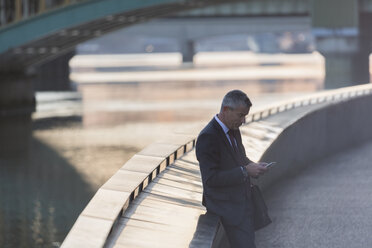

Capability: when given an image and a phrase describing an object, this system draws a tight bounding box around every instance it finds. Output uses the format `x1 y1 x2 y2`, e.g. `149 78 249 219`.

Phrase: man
196 90 267 248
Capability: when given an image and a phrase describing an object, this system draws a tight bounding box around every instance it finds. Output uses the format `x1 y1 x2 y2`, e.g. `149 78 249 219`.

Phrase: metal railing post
15 0 22 21
23 0 29 18
38 0 45 13
0 0 5 26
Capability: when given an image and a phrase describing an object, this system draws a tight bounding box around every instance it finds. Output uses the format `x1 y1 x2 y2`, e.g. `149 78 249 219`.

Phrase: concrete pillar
33 50 75 91
0 72 36 115
0 72 35 157
179 39 195 63
320 51 369 89
358 12 372 81
311 0 370 89
315 33 370 88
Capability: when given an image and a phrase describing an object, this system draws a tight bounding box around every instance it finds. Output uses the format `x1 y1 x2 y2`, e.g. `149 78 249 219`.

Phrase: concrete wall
258 94 372 190
213 93 372 248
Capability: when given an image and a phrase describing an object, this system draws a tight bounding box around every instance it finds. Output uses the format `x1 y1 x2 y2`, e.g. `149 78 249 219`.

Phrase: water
0 52 324 247
0 138 93 247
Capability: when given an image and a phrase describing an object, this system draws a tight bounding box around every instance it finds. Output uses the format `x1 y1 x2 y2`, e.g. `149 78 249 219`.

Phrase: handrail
0 0 85 27
246 84 372 123
61 83 372 247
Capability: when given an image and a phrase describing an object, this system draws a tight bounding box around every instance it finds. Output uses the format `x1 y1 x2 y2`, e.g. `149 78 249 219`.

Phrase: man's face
224 105 250 130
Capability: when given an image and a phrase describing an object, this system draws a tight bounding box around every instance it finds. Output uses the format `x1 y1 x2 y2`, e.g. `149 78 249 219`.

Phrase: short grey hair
220 90 252 111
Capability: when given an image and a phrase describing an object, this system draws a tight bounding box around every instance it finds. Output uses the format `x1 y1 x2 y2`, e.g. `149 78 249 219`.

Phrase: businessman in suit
196 90 267 248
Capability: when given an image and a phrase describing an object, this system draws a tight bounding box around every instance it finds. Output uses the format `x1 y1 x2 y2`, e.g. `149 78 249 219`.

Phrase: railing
0 0 84 27
247 83 372 123
61 83 372 247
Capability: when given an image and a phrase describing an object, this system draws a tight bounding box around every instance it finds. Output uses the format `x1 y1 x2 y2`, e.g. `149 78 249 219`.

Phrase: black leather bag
251 184 272 230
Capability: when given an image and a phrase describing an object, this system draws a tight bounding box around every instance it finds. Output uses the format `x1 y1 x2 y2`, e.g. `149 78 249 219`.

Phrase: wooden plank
126 191 203 211
175 145 186 159
61 215 112 248
137 142 180 158
121 154 166 174
114 221 191 248
123 197 205 222
168 153 176 165
144 177 203 203
167 164 201 180
165 167 201 183
156 133 195 146
185 141 195 152
158 169 202 184
81 188 130 221
173 155 200 170
102 170 148 193
155 173 203 193
114 216 204 248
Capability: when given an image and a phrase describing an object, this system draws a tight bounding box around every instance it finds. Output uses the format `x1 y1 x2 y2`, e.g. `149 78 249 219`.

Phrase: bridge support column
0 72 35 157
179 39 195 63
0 72 35 115
312 0 370 89
33 50 75 91
316 37 370 89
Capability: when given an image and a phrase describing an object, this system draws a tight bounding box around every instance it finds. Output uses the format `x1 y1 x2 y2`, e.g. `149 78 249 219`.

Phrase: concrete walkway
256 141 372 248
100 92 372 247
104 101 335 247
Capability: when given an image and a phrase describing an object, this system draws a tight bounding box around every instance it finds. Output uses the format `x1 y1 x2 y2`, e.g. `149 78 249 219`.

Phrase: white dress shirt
214 114 235 146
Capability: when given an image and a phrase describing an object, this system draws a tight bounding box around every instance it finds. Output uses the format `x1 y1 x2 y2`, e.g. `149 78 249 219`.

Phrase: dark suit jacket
196 117 252 226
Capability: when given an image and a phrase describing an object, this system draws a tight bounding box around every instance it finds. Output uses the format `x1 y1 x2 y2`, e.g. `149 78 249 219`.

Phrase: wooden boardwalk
61 84 372 248
106 151 211 248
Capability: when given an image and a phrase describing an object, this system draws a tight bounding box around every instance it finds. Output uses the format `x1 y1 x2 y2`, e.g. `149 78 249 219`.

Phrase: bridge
2 0 372 117
60 84 372 247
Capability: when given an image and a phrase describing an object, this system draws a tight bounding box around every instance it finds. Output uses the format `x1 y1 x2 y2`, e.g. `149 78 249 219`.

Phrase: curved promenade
256 140 372 248
62 84 372 247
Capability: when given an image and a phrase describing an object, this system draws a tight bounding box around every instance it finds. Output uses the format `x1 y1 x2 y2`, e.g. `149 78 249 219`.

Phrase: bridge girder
0 0 260 72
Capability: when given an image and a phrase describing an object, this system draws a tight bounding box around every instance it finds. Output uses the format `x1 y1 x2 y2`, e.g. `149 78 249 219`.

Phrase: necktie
227 130 238 153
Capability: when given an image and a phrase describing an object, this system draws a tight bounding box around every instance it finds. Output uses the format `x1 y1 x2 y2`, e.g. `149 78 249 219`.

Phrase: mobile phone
265 162 276 168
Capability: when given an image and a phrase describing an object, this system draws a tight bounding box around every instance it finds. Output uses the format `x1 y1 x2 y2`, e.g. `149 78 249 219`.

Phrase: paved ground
256 141 372 248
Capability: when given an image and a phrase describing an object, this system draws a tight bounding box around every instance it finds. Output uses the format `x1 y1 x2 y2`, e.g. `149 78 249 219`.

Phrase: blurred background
0 0 370 247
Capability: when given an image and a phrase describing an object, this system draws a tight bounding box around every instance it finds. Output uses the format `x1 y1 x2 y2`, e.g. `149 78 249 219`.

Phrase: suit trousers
220 202 256 248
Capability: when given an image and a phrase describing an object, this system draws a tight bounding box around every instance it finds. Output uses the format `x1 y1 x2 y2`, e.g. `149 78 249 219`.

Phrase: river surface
0 52 324 247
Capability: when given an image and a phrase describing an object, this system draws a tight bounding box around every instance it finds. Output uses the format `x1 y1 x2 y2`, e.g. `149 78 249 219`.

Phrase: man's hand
245 162 268 178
